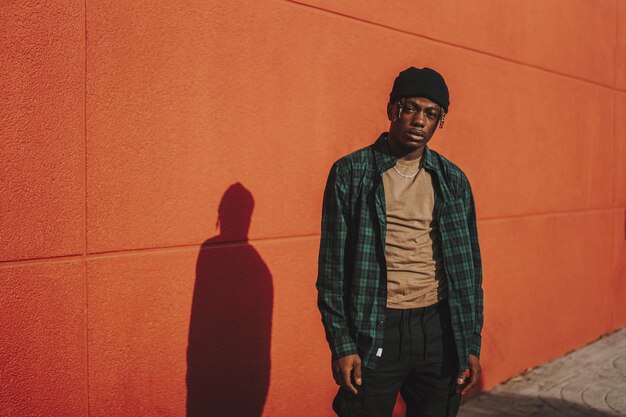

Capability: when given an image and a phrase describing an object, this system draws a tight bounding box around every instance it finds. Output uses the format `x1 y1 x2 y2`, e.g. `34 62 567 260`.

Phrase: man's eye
403 107 417 113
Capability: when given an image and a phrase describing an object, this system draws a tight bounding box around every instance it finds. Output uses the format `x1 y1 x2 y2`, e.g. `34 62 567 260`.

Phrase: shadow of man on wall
187 183 273 417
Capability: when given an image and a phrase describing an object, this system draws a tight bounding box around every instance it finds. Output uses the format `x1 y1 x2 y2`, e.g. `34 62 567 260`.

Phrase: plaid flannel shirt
316 133 483 371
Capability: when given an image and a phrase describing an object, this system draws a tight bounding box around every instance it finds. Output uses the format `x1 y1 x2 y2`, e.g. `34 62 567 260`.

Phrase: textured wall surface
1 0 625 416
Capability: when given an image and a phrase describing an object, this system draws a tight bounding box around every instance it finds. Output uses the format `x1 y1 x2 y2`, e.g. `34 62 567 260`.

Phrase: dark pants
333 298 461 417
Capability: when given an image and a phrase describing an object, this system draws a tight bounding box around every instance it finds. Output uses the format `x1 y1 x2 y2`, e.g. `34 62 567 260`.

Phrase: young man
316 67 483 417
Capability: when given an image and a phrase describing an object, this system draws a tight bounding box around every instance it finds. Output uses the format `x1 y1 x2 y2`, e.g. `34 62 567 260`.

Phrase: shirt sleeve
464 181 484 358
315 162 358 360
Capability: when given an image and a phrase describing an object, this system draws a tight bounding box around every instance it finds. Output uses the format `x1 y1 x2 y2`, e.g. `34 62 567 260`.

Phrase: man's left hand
456 354 481 395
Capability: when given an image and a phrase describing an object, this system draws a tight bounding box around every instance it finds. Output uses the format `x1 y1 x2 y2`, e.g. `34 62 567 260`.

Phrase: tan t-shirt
383 156 447 309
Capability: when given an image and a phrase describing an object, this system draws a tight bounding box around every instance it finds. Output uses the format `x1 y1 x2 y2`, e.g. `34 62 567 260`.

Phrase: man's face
386 96 442 151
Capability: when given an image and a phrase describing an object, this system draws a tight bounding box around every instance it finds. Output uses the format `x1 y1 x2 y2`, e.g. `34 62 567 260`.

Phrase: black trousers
333 298 461 417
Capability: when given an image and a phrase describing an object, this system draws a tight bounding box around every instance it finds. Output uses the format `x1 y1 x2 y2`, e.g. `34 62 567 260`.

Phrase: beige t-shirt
383 156 448 309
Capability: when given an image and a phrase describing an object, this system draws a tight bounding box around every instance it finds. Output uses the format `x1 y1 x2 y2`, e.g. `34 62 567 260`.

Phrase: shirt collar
373 132 438 174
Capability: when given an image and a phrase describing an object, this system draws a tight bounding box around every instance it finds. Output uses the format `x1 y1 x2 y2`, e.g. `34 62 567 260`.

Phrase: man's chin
387 134 429 152
402 138 426 148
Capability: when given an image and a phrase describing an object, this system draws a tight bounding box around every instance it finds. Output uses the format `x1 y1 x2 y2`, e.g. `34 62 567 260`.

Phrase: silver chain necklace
393 163 422 179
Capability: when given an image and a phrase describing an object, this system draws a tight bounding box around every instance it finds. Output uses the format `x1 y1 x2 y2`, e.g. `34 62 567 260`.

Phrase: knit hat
389 67 450 112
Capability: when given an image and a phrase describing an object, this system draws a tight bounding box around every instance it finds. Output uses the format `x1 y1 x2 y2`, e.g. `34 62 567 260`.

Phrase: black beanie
389 67 450 112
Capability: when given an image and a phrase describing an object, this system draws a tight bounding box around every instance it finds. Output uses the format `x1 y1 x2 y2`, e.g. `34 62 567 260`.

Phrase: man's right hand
332 354 362 394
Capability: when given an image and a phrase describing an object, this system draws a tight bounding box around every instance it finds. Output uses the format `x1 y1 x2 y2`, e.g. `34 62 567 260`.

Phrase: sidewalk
459 327 626 417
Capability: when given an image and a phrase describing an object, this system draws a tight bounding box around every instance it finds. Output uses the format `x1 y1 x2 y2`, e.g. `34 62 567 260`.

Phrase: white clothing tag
376 348 383 357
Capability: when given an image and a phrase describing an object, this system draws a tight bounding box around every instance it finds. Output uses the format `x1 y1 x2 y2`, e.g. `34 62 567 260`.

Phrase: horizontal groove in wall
1 206 624 267
282 0 625 93
479 206 625 223
0 253 85 267
85 233 324 260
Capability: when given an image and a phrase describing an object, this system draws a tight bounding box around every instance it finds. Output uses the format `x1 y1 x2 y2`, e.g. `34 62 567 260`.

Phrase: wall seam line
611 0 618 207
281 0 625 93
479 207 625 222
615 0 619 90
610 0 618 329
0 206 624 266
613 90 617 208
83 0 90 414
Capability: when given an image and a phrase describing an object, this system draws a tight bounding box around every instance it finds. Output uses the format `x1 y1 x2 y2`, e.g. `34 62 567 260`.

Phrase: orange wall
1 1 625 416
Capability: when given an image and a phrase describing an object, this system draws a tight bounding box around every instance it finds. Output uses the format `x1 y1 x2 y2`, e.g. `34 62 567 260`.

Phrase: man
316 67 483 417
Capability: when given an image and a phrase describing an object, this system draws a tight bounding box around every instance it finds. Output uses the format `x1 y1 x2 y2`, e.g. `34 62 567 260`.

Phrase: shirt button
377 320 384 327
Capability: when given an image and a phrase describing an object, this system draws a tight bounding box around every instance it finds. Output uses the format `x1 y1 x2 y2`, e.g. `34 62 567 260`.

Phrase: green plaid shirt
316 133 483 371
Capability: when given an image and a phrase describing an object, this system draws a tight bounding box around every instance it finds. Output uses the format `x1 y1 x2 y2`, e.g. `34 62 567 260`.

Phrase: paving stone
459 327 626 417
